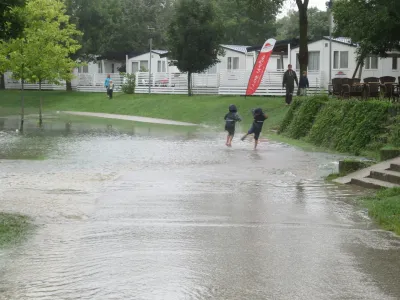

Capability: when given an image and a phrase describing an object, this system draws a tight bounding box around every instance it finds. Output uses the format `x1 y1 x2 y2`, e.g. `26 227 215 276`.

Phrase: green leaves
280 97 395 155
333 0 400 56
167 0 225 94
5 0 82 84
276 8 329 40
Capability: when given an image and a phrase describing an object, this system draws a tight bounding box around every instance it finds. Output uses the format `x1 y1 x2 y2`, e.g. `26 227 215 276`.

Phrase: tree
215 0 281 45
332 0 400 59
276 8 329 40
6 0 82 127
167 0 224 96
0 0 26 89
295 0 309 77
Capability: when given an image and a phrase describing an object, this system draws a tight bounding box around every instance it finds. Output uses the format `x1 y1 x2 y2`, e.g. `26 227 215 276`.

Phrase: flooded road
0 116 400 300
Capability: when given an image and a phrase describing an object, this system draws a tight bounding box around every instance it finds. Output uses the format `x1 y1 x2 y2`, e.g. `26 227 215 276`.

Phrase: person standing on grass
241 108 268 150
282 64 298 105
107 80 115 99
299 71 309 96
104 74 111 97
224 104 242 147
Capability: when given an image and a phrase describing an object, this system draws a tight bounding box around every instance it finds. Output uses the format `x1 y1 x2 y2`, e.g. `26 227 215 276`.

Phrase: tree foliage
215 0 281 45
332 0 400 57
276 8 329 40
167 0 224 96
5 0 82 125
0 0 26 41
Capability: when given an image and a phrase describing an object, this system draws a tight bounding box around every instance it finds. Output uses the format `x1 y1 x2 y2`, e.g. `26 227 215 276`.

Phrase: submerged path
61 111 198 126
0 124 400 300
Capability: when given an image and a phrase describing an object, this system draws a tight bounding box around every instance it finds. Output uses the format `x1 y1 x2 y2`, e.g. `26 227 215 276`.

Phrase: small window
132 62 139 73
392 57 398 70
228 57 239 70
333 51 349 69
295 51 320 71
111 63 115 73
140 60 149 71
98 62 103 73
277 57 284 71
157 60 167 72
365 56 378 69
83 65 88 73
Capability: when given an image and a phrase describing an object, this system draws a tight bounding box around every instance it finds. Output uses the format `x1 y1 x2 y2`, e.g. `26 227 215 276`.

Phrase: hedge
279 97 397 155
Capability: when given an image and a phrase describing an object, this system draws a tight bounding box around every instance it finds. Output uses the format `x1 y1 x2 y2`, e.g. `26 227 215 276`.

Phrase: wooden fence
4 70 325 96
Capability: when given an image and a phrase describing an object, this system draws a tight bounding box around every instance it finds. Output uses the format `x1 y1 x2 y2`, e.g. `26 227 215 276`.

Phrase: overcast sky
278 0 328 18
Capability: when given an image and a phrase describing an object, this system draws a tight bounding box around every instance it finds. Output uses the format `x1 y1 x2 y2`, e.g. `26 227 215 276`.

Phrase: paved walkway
61 111 198 126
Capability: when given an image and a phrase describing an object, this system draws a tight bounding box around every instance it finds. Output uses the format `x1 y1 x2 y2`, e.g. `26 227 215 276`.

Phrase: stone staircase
334 158 400 189
350 163 400 189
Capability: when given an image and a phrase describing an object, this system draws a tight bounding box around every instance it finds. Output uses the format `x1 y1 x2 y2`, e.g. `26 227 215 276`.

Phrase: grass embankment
362 188 400 235
278 96 400 160
0 213 32 248
0 90 289 130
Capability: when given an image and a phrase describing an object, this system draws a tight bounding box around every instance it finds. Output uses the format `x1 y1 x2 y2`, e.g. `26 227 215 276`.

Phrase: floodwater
0 115 400 300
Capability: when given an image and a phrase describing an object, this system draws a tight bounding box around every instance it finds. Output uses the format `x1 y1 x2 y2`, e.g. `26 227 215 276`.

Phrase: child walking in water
224 104 241 147
241 108 268 149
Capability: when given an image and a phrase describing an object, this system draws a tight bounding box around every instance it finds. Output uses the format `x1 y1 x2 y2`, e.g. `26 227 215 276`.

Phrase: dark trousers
285 86 294 104
107 89 113 99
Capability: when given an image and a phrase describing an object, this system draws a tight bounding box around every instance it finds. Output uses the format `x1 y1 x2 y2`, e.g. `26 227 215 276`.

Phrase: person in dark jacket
224 104 242 147
282 64 298 105
241 108 268 150
299 71 309 96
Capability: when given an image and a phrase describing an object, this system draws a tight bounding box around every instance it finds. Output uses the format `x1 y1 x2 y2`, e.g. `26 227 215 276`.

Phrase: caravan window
228 57 239 70
140 60 149 71
295 52 320 71
132 62 139 73
157 60 167 72
277 57 284 71
393 57 398 70
333 51 349 69
365 56 378 69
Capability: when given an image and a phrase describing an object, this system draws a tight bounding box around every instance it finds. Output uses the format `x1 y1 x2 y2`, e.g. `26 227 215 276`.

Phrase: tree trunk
352 62 360 79
20 79 24 133
39 81 43 127
297 1 309 77
187 72 192 96
0 73 5 90
66 80 73 92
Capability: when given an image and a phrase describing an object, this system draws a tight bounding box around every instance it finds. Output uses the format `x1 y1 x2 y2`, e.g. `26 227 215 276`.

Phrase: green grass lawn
0 90 289 130
362 188 400 236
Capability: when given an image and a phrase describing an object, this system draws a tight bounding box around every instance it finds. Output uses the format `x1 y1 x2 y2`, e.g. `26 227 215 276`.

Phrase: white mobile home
76 59 123 74
290 37 400 89
126 50 179 74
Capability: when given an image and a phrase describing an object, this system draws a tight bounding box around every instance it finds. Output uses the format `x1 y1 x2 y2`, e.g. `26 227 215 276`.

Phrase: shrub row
279 97 399 155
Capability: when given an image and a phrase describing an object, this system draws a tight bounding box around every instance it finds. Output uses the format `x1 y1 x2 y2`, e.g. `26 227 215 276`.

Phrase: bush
121 73 136 94
334 100 390 154
278 98 302 134
285 95 328 139
279 97 394 155
388 115 400 147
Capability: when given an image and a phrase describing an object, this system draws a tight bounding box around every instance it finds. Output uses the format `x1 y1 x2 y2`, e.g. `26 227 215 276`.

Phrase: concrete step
389 164 400 172
350 177 400 190
370 170 400 185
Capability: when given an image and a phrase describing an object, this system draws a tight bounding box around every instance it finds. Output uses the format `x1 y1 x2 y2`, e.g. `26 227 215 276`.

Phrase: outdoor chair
331 77 343 98
342 78 363 99
364 77 381 99
380 76 396 100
